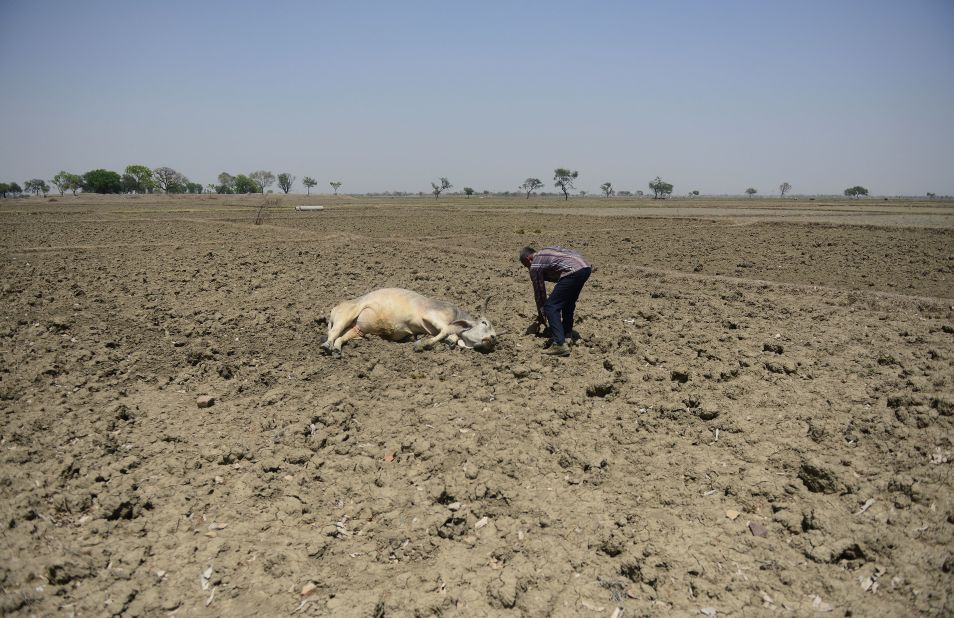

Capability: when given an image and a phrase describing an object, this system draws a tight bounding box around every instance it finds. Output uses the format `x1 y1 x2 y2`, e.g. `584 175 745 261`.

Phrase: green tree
520 178 543 199
8 181 22 195
123 165 156 193
0 183 9 197
330 181 342 195
745 187 757 197
463 187 474 197
123 165 155 193
250 170 275 193
648 176 673 199
185 182 203 194
216 172 236 194
600 182 614 197
234 174 261 194
779 182 792 197
121 173 139 193
277 173 295 194
303 177 317 195
82 169 122 193
51 171 76 196
431 177 452 199
690 190 700 197
844 185 868 198
25 179 51 196
68 174 82 195
553 168 579 200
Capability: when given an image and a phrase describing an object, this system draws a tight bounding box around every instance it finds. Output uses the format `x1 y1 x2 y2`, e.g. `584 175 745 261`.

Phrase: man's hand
525 318 550 337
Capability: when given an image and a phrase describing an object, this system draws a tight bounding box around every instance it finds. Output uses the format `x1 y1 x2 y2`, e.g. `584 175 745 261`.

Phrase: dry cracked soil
1 194 952 616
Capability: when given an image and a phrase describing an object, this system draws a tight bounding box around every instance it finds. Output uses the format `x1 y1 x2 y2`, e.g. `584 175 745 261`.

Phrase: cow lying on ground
320 288 497 357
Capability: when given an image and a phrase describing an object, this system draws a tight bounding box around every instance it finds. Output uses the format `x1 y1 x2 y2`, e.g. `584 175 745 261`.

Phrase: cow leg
322 302 361 354
413 323 455 352
321 318 351 353
331 325 363 355
331 308 377 355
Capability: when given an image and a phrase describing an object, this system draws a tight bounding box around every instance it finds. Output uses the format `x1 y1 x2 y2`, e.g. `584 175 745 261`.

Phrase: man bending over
519 245 593 357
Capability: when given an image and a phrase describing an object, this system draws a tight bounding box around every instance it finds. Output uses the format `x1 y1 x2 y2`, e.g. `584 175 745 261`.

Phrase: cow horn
482 294 493 314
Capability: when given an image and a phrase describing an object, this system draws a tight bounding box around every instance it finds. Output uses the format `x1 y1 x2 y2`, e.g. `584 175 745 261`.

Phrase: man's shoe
543 343 570 357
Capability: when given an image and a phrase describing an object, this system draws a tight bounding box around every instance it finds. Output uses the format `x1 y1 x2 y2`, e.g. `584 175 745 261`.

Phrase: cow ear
451 319 475 331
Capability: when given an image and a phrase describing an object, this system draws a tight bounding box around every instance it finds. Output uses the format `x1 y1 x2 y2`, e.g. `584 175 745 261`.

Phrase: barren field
1 194 953 616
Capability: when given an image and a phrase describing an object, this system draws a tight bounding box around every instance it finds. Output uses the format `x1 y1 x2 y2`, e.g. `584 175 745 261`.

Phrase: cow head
454 295 497 352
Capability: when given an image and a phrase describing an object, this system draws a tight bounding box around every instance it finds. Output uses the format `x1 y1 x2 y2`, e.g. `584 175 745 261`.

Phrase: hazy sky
2 0 953 195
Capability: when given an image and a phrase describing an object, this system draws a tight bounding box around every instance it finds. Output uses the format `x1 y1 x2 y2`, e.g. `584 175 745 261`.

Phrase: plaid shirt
529 247 591 317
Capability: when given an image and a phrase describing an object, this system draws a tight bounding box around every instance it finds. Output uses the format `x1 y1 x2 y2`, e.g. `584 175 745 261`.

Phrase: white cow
320 288 497 357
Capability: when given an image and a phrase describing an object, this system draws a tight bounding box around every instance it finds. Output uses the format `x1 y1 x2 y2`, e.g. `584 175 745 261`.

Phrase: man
519 245 592 357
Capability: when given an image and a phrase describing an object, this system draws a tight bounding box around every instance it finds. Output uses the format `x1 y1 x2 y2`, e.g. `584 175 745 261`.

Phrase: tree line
0 165 341 197
0 165 907 200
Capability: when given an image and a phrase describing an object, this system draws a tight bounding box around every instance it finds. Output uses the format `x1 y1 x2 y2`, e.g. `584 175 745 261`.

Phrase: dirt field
1 194 952 616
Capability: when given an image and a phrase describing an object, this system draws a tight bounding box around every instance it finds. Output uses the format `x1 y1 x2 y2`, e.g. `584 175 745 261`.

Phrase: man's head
519 246 536 268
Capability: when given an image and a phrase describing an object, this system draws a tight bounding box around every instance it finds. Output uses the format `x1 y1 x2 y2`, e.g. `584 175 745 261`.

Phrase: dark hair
519 246 536 263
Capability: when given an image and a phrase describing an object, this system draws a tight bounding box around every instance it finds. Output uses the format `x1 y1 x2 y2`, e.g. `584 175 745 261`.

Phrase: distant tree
125 165 155 193
120 173 139 193
690 190 700 197
51 171 75 196
330 181 342 195
648 176 673 199
617 190 633 196
745 187 757 197
25 179 51 196
277 173 295 194
579 190 587 197
185 182 203 194
463 187 474 197
520 178 543 199
8 181 22 196
844 185 868 198
153 167 188 193
82 169 122 193
234 174 261 194
431 177 452 199
779 182 792 197
600 182 614 198
250 170 275 193
553 168 579 201
0 183 8 197
206 184 217 194
926 192 936 198
303 176 317 195
216 172 236 194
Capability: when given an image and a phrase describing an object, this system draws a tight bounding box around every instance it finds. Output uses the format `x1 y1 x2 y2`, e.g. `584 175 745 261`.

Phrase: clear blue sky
2 0 952 195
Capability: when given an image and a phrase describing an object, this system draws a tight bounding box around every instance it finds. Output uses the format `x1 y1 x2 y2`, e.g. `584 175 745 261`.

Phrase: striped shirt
529 247 591 315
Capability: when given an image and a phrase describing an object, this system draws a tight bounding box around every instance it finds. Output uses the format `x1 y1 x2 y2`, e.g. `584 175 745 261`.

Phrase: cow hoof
331 349 342 359
413 342 426 353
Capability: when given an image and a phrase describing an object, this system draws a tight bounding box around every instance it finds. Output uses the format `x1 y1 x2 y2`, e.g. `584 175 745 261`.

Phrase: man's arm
530 268 547 322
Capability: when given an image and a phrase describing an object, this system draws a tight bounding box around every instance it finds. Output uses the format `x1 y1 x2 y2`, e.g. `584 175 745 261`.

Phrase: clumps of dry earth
0 195 952 616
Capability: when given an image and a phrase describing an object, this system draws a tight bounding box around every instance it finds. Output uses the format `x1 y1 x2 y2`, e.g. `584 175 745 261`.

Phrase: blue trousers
543 267 591 345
